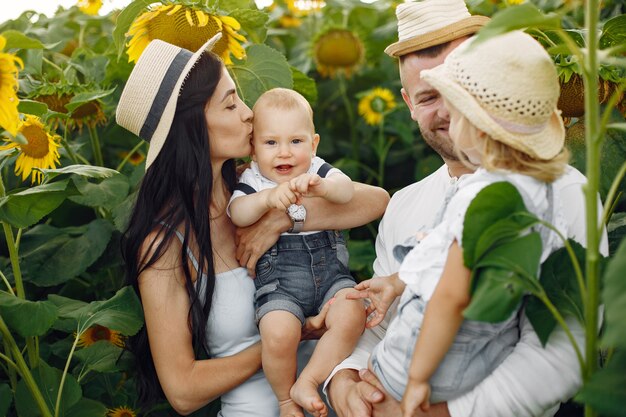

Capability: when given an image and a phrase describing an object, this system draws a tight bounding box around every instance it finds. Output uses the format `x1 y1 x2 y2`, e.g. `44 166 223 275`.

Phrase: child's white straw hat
116 33 222 170
421 31 565 160
385 0 490 57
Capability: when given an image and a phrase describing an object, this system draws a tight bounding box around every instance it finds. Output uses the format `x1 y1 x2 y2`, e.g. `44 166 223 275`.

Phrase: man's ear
312 133 320 155
400 88 416 121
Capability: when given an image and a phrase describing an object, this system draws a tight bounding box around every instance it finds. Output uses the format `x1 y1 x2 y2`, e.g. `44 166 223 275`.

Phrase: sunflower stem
377 120 385 186
88 125 104 167
61 125 79 165
2 338 18 390
116 140 145 171
338 75 359 166
55 327 81 417
0 316 53 417
582 0 601 415
0 268 15 295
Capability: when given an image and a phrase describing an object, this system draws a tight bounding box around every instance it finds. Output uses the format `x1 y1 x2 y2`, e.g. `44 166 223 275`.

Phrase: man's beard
419 118 459 162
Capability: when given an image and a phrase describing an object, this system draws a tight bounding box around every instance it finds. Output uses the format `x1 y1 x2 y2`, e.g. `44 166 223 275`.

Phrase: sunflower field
0 0 624 416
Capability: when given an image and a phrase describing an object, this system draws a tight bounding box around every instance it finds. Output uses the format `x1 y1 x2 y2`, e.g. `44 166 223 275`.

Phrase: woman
116 35 389 416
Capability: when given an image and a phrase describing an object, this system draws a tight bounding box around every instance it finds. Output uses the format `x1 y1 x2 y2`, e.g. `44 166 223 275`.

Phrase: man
323 1 605 416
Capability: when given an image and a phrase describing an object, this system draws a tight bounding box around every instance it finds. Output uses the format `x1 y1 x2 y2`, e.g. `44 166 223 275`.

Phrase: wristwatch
287 204 306 233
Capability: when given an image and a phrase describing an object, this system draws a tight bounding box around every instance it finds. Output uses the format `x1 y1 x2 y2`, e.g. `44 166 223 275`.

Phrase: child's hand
289 173 327 198
401 380 430 417
346 274 402 328
266 182 300 211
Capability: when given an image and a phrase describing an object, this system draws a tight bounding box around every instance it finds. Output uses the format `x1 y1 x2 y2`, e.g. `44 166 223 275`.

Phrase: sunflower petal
196 10 209 27
219 15 241 30
185 9 195 26
166 4 181 15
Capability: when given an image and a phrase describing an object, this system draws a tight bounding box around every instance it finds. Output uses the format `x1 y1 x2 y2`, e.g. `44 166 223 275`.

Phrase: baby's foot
290 377 328 417
278 398 304 417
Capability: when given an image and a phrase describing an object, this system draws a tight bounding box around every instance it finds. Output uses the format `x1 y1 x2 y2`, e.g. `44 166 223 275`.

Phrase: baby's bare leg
260 311 304 417
291 288 366 417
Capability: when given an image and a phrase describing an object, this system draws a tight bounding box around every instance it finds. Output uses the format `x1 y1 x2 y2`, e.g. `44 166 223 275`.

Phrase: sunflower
288 0 325 15
107 406 137 417
119 150 145 166
33 90 107 132
313 28 364 78
77 325 125 348
358 88 396 125
0 35 23 137
126 3 247 65
0 115 61 184
77 0 103 15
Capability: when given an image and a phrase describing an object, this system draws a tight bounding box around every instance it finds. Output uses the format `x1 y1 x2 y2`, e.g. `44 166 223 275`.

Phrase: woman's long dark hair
122 52 237 408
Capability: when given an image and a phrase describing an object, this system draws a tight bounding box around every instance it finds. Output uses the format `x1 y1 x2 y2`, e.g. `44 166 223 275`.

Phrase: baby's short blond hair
253 88 315 132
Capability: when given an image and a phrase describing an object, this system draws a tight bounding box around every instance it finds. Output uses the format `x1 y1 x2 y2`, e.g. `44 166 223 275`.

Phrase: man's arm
235 182 389 274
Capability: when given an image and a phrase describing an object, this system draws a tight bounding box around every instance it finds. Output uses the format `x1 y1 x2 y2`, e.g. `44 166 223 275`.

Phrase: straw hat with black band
116 33 222 170
385 0 490 57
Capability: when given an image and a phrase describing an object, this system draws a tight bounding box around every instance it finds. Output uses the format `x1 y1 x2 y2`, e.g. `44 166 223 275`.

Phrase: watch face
287 204 307 221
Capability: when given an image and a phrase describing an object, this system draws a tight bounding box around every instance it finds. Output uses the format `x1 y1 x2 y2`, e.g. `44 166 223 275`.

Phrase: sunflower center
315 30 362 67
119 412 132 417
72 102 100 119
147 8 224 56
20 125 51 158
371 97 387 113
91 325 112 342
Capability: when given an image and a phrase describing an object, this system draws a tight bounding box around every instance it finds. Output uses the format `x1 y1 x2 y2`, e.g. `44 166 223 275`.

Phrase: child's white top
228 156 341 235
398 168 567 300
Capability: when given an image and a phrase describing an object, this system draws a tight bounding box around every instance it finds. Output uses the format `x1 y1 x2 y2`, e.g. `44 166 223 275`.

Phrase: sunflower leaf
17 99 48 116
291 66 318 106
73 341 131 373
228 9 268 44
602 237 626 349
0 180 76 229
20 220 114 286
112 0 154 59
0 292 57 337
65 398 108 417
0 384 11 417
69 174 130 210
38 164 119 182
64 88 116 114
0 30 45 49
230 44 292 107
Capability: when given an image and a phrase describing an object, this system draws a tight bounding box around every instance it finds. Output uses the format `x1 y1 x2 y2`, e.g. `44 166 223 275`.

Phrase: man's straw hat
116 33 222 170
385 0 490 57
421 31 565 160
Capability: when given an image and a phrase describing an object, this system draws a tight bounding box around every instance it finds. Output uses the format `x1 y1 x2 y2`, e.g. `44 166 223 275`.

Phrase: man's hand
328 369 383 417
235 209 289 276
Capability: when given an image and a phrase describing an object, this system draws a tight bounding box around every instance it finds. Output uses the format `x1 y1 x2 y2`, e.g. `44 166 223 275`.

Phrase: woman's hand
301 297 334 340
347 274 405 328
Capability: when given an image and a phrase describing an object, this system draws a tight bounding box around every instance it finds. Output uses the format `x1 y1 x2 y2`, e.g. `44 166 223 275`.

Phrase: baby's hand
346 275 401 328
401 380 431 417
289 173 327 198
266 182 299 211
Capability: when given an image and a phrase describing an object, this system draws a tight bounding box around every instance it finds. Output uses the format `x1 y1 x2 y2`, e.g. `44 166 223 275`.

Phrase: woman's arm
138 236 262 415
236 182 389 275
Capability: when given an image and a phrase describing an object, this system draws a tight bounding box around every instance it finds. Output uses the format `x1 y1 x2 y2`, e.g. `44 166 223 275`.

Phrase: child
348 31 569 417
228 88 366 417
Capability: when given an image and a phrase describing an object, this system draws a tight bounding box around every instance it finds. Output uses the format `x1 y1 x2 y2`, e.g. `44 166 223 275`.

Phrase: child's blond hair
453 113 569 183
253 88 315 132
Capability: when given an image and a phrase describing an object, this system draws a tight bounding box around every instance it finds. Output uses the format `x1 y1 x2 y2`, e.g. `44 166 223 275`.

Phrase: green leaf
21 220 114 287
69 175 130 210
464 233 542 323
112 189 137 232
113 0 153 58
526 241 586 346
74 341 128 373
15 361 81 417
0 292 57 337
291 66 318 106
65 398 108 417
230 44 293 107
51 287 144 335
17 99 48 116
472 4 561 48
607 123 626 132
0 180 75 229
0 30 45 49
576 351 626 416
462 182 527 267
39 164 119 182
600 14 626 50
65 88 116 113
602 237 626 349
229 9 268 44
347 239 376 277
0 384 12 417
219 0 251 10
473 212 540 265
